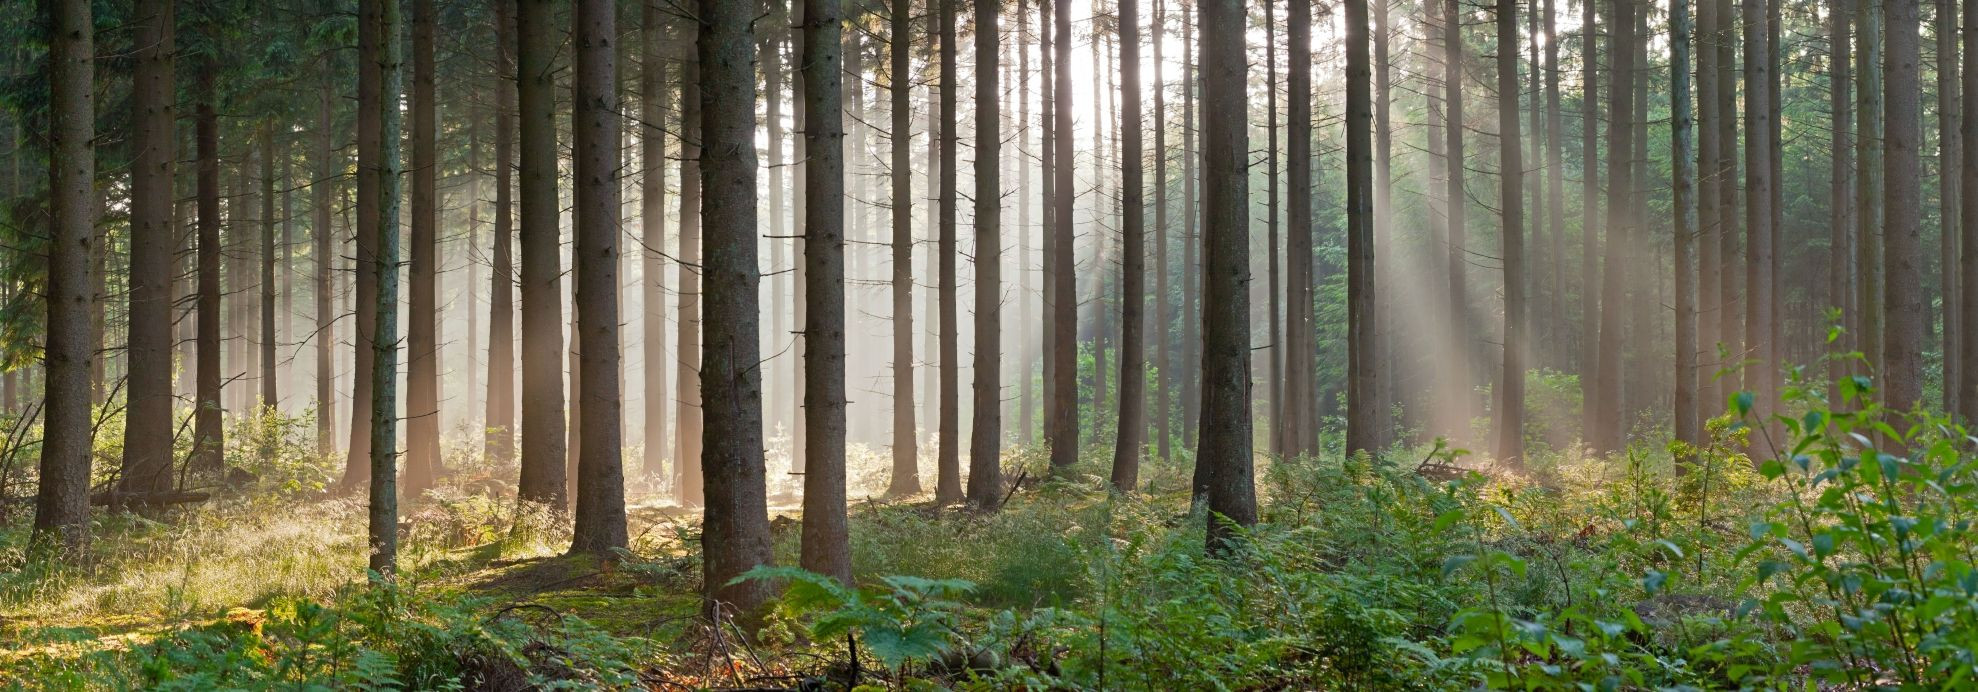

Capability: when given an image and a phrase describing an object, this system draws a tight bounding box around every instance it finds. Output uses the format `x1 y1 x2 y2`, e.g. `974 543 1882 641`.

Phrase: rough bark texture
1886 0 1924 412
698 0 774 621
969 0 1004 507
406 0 440 495
569 0 627 554
1673 0 1700 456
1489 0 1522 465
935 0 963 502
1744 0 1780 435
1285 0 1317 458
1112 0 1146 492
516 0 567 506
120 0 176 497
1960 0 1978 422
801 0 852 582
487 0 517 466
887 0 920 498
367 0 404 576
676 55 705 508
1941 0 1961 413
260 127 278 413
195 64 226 477
1198 0 1256 551
37 0 96 556
1048 0 1078 473
640 2 669 481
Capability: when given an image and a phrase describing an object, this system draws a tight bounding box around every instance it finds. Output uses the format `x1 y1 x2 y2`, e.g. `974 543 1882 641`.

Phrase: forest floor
3 403 1973 688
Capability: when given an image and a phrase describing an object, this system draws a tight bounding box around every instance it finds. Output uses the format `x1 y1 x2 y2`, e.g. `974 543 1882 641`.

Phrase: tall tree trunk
1490 0 1524 465
1829 1 1853 406
344 0 380 490
1958 0 1978 423
1941 0 1960 413
1152 0 1170 461
1374 0 1395 448
1446 0 1472 436
641 3 670 482
487 0 517 466
260 125 278 416
1673 0 1700 456
934 0 964 502
677 56 705 506
1544 0 1565 376
1743 0 1779 439
1860 0 1885 384
1113 0 1146 491
1040 0 1057 453
120 0 176 496
1179 1 1200 452
969 0 1005 506
1592 0 1634 454
699 0 774 621
1265 0 1283 454
887 0 920 497
1885 0 1924 413
1198 0 1255 550
195 64 226 476
36 0 95 555
366 0 405 576
316 59 338 457
1049 0 1079 473
1698 0 1723 418
1578 0 1600 436
800 0 852 580
517 0 567 506
1286 0 1316 458
1018 0 1035 447
1716 0 1740 384
570 0 627 553
406 0 440 495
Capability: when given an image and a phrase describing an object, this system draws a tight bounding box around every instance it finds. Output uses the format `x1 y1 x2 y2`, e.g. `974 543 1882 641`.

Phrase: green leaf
1731 391 1755 417
1442 554 1477 578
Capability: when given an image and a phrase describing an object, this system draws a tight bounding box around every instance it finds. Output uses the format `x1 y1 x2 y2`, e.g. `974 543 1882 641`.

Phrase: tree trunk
1040 0 1057 453
517 0 567 506
699 0 774 622
316 58 338 457
677 54 705 507
406 0 440 495
1180 2 1200 453
1113 0 1146 491
260 125 278 416
641 2 669 482
1152 0 1170 461
1578 0 1600 438
887 0 920 497
934 0 963 502
1049 0 1079 473
1592 0 1633 455
1698 0 1723 419
1828 1 1853 407
1265 0 1283 457
487 0 517 467
1958 0 1978 423
120 0 176 497
1283 0 1315 459
1490 0 1523 465
1446 0 1472 436
1885 0 1924 413
1860 0 1884 385
1941 0 1960 413
1743 0 1779 439
569 0 627 553
366 0 405 576
1198 0 1255 551
36 0 95 556
969 0 1005 506
344 0 380 490
1544 0 1565 376
800 0 852 581
195 64 226 477
1716 0 1740 386
1673 0 1700 457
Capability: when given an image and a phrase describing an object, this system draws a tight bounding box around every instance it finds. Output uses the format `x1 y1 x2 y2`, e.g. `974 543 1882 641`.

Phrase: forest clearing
6 0 1978 687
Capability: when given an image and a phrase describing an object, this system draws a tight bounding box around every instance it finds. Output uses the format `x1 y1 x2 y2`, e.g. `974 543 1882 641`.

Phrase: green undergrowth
9 377 1978 687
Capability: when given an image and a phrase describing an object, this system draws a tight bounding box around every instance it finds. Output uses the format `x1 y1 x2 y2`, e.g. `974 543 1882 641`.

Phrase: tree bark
1285 0 1316 458
406 0 440 495
1743 0 1779 437
517 0 567 506
195 64 226 477
1490 0 1523 465
1113 0 1146 491
316 56 339 458
888 0 921 498
699 0 775 621
969 0 1005 506
1049 0 1079 473
37 0 96 556
366 0 405 576
569 0 627 553
1198 0 1255 551
800 0 852 582
1958 0 1978 423
488 0 517 467
1860 0 1885 385
121 0 176 497
1940 0 1960 413
676 54 705 507
641 2 669 482
1885 0 1924 413
1592 0 1634 455
1830 0 1854 407
344 0 379 490
1152 0 1171 461
935 0 963 502
260 125 278 415
1673 0 1700 457
1446 0 1472 436
1578 0 1600 437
